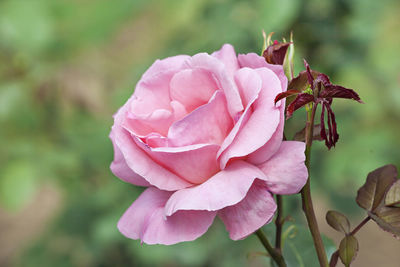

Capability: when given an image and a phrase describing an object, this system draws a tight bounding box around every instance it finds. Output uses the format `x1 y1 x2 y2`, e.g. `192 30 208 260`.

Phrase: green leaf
326 210 351 234
385 180 400 207
369 206 400 238
338 235 359 267
356 164 397 212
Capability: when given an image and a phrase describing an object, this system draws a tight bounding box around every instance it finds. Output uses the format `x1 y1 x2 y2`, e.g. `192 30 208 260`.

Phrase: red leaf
274 89 301 105
286 93 314 118
320 85 364 103
303 59 314 88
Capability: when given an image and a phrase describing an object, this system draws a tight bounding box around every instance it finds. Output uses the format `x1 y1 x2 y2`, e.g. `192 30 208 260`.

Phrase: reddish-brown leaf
286 93 314 119
320 85 364 103
356 165 398 212
274 89 301 105
293 124 324 142
326 210 351 234
385 180 400 207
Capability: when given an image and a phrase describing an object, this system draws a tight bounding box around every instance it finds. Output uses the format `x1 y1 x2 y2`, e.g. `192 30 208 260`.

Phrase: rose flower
110 44 308 245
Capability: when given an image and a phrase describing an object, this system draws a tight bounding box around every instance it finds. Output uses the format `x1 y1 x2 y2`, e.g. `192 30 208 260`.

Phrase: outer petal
218 68 282 169
238 53 288 90
134 139 220 185
118 187 216 245
218 179 277 240
141 55 191 81
257 141 308 194
185 53 244 118
211 44 240 77
164 160 267 216
168 91 233 147
113 124 193 190
110 131 150 187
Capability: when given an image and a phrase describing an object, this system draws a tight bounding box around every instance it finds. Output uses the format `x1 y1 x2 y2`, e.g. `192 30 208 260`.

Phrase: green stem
275 195 284 252
255 229 287 267
301 104 329 267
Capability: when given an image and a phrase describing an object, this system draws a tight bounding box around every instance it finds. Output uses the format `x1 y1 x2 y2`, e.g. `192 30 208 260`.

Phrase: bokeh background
1 0 399 266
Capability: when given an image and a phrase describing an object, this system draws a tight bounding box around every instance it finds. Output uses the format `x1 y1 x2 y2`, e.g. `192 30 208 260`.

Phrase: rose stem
301 104 329 267
255 229 287 267
329 216 371 266
275 194 284 252
349 216 370 236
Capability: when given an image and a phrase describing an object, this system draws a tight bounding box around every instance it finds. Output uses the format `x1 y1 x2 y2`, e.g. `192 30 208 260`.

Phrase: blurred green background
0 0 399 266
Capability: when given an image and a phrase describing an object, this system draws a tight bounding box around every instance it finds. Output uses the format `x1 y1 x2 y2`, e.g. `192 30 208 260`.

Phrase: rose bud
262 40 291 65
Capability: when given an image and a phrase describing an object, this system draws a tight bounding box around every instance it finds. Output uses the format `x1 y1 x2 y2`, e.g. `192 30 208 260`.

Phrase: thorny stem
275 195 284 252
329 217 371 266
255 229 287 267
301 104 329 267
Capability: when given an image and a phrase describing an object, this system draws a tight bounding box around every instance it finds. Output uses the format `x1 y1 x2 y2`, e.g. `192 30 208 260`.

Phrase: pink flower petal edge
218 179 277 240
258 141 308 195
164 160 267 216
118 187 216 245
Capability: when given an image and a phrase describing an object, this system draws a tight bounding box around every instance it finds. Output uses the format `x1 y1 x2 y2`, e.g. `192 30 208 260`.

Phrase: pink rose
110 44 308 245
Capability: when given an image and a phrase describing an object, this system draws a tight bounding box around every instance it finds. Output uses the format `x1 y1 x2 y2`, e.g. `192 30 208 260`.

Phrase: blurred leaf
0 0 53 54
369 206 400 239
0 83 23 120
356 164 397 212
293 124 324 142
0 161 39 211
385 180 400 207
326 210 350 234
338 235 358 267
282 225 336 267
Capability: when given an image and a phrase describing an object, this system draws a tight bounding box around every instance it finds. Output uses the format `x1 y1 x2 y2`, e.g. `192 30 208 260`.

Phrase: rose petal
257 141 308 194
218 68 282 169
218 179 276 240
145 133 168 148
170 68 218 112
246 96 285 165
141 55 191 80
110 131 150 187
135 138 220 185
186 53 244 118
168 91 233 147
211 44 240 76
118 187 216 245
216 68 262 167
238 53 288 90
113 124 192 191
130 71 177 116
164 160 267 216
124 108 173 137
170 100 188 121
